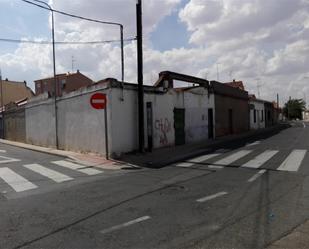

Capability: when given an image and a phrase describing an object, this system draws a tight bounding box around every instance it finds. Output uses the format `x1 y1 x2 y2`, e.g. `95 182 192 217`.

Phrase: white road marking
24 164 73 183
0 167 37 192
242 150 279 169
52 160 103 175
78 168 103 175
208 165 224 169
176 162 194 168
277 150 307 172
210 150 252 167
246 141 261 147
0 150 6 153
176 153 221 168
0 155 21 164
191 153 221 163
100 216 151 234
248 169 267 182
197 191 228 203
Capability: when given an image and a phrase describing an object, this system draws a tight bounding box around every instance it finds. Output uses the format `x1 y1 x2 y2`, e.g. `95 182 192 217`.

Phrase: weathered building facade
210 81 249 137
0 79 34 105
2 71 281 157
9 72 215 156
249 95 266 130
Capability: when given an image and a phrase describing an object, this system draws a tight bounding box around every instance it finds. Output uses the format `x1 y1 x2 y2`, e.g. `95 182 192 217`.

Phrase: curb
0 139 73 158
0 139 107 166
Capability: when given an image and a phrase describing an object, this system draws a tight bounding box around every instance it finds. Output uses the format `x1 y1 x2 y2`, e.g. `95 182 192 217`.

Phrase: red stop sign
90 93 107 109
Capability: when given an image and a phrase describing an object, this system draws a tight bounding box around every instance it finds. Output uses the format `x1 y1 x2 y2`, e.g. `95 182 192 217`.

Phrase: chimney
77 69 80 73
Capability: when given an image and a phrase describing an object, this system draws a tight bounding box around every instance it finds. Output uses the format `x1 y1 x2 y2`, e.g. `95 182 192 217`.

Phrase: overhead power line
0 37 136 45
20 0 126 82
20 0 122 27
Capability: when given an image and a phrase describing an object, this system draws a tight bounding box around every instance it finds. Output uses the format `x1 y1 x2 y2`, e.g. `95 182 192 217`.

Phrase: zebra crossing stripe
52 160 103 175
277 150 306 172
24 164 73 183
176 153 221 168
0 155 20 164
242 150 278 169
191 153 221 163
211 150 252 167
246 141 261 147
176 162 195 168
0 167 37 192
78 168 103 176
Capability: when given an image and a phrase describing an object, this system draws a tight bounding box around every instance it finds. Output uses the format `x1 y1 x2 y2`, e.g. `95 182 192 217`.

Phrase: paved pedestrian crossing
176 148 308 173
242 150 278 169
0 160 104 194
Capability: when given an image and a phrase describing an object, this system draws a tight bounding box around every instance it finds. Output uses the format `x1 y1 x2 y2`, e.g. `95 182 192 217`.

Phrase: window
261 110 264 121
254 110 256 123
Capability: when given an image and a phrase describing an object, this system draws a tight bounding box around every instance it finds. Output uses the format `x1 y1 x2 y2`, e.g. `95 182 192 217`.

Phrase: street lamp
22 0 125 82
31 0 59 148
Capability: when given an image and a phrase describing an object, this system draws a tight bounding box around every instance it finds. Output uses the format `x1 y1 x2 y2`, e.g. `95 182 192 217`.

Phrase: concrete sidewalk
120 123 290 168
0 139 129 170
0 123 289 170
267 220 309 249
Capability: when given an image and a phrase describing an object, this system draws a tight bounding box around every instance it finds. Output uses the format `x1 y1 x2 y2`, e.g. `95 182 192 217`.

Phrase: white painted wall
146 91 175 149
109 88 138 155
250 100 265 129
56 86 110 155
183 88 214 143
26 84 110 155
26 97 56 148
24 83 215 156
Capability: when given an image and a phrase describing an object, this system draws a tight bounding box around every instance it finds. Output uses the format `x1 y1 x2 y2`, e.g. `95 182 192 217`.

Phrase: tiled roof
225 80 245 91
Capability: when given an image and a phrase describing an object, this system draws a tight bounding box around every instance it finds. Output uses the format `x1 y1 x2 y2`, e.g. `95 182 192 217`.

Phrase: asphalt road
1 121 309 249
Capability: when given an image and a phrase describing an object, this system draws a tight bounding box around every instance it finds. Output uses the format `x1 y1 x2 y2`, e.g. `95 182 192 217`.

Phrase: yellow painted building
0 79 34 106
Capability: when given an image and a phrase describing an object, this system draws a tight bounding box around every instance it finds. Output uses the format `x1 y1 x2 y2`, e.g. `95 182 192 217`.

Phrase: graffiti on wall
155 118 172 145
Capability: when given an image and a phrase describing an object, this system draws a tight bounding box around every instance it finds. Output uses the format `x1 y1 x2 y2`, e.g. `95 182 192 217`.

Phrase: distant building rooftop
224 80 245 91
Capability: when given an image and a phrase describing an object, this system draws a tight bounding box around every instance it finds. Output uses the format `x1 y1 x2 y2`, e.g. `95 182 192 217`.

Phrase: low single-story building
249 95 265 130
5 72 215 157
210 80 249 137
3 71 280 157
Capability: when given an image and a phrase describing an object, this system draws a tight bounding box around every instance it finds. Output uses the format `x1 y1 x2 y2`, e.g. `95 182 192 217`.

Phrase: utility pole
0 68 3 138
50 4 59 149
277 93 279 108
0 68 3 108
136 0 144 152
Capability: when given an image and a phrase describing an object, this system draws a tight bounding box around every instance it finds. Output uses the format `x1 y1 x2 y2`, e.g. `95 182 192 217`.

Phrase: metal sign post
90 93 108 159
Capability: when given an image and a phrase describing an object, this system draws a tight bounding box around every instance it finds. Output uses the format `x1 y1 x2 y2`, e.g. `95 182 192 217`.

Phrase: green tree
283 98 306 120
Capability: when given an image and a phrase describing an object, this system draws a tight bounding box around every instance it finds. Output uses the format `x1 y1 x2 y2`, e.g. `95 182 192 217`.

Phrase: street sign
90 93 107 109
